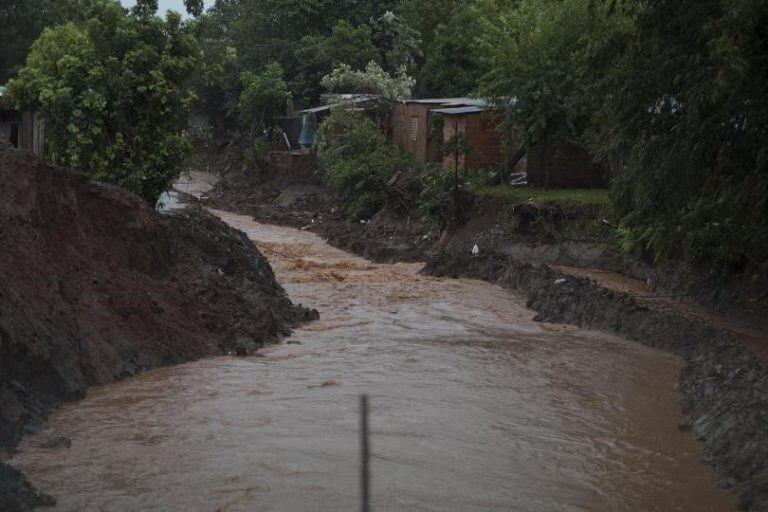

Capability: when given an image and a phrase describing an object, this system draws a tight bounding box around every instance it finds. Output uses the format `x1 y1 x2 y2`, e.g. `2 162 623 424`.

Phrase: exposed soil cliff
424 250 768 511
0 147 314 510
208 152 433 262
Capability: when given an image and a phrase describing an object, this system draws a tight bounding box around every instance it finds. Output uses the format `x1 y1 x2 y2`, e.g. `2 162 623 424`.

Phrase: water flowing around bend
8 208 735 511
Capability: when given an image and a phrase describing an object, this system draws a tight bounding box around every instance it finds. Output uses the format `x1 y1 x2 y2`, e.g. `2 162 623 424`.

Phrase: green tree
396 0 470 51
238 63 291 136
321 61 414 102
315 105 410 219
0 0 85 83
294 20 379 104
593 0 768 266
416 4 489 97
183 0 205 17
8 0 199 204
477 0 625 164
370 11 422 74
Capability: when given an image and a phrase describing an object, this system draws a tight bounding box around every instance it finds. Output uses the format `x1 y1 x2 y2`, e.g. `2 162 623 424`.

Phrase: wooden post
360 394 370 512
453 120 460 190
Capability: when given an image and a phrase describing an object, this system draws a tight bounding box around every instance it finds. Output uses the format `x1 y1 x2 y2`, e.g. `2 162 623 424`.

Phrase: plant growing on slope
592 0 768 268
238 63 291 138
315 105 410 219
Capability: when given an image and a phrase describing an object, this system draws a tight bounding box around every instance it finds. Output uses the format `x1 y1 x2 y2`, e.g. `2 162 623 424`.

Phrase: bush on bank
315 105 410 219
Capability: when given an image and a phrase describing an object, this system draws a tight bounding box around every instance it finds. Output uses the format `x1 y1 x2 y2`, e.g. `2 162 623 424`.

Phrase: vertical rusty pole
453 120 460 190
360 394 370 512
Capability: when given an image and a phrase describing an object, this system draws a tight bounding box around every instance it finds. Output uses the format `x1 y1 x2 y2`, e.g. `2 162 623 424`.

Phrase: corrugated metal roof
401 97 486 107
431 106 485 115
298 104 335 114
298 94 377 115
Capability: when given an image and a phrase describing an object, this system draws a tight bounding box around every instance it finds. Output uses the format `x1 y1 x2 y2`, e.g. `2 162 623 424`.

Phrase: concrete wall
527 142 605 188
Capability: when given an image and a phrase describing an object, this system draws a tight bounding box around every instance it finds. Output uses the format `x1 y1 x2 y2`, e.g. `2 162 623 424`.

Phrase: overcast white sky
119 0 213 18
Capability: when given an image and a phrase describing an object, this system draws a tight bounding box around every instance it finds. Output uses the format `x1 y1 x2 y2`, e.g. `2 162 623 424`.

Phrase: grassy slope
471 185 610 205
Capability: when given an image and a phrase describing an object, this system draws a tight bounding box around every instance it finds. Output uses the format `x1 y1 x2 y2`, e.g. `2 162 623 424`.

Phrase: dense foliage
471 0 768 268
238 63 291 135
477 0 625 156
592 0 768 267
0 0 86 84
6 0 767 270
316 106 409 219
321 62 414 102
8 0 199 203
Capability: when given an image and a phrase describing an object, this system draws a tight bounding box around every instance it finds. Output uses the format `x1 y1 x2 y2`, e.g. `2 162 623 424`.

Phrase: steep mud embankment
0 148 314 511
208 153 434 262
425 251 768 511
422 193 768 510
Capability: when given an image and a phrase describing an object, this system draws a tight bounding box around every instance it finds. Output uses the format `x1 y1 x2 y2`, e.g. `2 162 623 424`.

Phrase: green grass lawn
471 185 610 205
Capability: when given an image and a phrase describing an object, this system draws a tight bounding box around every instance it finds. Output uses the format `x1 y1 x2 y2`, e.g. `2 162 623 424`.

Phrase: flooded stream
8 201 735 511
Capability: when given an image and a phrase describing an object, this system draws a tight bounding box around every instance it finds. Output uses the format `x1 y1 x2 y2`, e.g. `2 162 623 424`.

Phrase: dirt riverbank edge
425 251 768 511
208 167 768 510
0 149 316 511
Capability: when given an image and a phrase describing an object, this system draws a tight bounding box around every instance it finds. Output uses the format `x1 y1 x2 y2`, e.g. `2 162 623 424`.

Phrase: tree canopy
8 0 199 204
6 0 768 270
592 0 768 266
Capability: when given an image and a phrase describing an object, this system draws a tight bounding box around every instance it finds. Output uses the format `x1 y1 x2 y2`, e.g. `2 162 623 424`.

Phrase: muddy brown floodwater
8 199 736 511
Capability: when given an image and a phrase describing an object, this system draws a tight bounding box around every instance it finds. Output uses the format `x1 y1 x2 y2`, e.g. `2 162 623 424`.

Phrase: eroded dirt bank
425 251 768 510
209 160 768 510
207 154 433 262
0 148 313 510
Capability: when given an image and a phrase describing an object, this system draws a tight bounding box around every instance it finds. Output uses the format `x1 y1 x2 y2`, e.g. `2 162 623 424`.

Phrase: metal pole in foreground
360 394 370 512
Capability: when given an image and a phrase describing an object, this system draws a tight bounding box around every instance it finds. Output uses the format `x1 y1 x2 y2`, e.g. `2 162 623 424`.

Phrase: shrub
315 105 409 219
416 164 455 217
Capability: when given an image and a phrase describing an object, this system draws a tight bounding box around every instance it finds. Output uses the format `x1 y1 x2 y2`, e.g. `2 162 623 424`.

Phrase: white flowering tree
321 61 414 103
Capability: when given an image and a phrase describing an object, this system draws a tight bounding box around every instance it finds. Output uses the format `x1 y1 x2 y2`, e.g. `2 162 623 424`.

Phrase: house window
410 116 419 141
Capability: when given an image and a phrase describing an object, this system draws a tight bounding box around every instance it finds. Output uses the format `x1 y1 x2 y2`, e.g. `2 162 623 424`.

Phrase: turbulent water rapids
8 183 736 511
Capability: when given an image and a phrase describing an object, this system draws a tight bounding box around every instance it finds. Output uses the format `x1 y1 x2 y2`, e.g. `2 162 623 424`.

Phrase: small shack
295 94 378 148
0 87 45 157
433 106 525 172
527 142 606 188
391 98 485 165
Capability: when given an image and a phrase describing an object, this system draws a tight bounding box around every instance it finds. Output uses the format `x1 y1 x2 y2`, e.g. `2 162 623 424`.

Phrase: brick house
391 98 485 165
527 142 606 188
391 97 605 188
433 106 527 173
